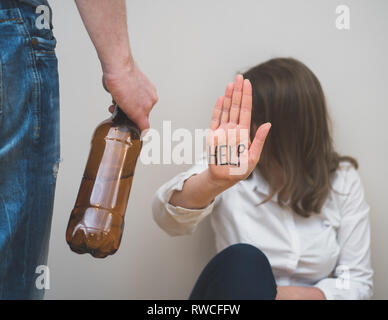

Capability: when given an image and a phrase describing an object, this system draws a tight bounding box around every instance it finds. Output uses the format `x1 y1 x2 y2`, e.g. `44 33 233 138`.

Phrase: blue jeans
189 244 277 300
0 0 59 299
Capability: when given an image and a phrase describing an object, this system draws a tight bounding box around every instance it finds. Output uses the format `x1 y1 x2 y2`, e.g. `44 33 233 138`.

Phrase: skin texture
276 286 326 300
169 75 326 300
75 0 158 132
169 75 271 209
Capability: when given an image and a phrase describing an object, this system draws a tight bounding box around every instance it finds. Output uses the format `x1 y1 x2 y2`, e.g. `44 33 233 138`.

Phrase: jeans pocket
31 34 57 57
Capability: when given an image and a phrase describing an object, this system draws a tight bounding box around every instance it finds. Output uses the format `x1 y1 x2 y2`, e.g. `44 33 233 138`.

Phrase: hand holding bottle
103 63 158 132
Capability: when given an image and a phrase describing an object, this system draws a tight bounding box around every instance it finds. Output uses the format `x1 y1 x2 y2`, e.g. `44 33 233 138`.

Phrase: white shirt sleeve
314 166 373 300
152 159 217 236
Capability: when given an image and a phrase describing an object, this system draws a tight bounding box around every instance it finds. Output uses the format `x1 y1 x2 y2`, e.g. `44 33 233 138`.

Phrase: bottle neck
111 105 141 138
112 105 127 121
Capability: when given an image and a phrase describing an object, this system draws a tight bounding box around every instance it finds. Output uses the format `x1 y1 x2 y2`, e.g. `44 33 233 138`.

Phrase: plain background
46 0 388 299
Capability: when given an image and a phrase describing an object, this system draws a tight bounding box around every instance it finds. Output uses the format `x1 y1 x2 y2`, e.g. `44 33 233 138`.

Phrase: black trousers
189 243 277 300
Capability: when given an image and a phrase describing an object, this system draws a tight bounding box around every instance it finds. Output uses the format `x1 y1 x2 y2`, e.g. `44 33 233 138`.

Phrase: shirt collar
247 168 271 196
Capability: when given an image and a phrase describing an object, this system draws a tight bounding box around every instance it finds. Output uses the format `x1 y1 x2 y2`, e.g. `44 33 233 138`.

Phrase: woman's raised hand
206 75 271 187
169 75 271 210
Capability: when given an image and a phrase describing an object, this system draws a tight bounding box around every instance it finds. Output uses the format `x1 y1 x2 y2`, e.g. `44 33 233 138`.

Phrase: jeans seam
35 50 55 55
0 18 23 23
0 56 2 120
14 6 42 142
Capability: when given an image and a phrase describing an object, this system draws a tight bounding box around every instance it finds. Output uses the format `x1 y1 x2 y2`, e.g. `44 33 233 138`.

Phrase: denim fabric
18 0 50 7
0 0 59 299
189 244 277 300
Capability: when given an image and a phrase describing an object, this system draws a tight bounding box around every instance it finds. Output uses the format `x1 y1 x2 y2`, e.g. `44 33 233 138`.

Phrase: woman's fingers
229 75 244 124
210 96 225 130
239 79 252 128
220 83 234 124
249 123 271 165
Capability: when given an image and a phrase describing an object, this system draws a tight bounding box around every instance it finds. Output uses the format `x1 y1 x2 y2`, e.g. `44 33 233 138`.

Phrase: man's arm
75 0 158 131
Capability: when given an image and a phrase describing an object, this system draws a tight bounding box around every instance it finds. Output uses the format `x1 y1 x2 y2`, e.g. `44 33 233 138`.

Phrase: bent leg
189 243 277 300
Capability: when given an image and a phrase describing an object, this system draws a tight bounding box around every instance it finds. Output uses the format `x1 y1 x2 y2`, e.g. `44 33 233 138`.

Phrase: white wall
46 0 388 299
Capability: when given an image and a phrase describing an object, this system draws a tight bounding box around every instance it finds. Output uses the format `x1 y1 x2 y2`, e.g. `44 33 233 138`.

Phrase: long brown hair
243 58 357 217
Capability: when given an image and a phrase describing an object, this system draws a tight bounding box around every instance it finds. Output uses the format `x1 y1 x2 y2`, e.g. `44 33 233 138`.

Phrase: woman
152 58 373 300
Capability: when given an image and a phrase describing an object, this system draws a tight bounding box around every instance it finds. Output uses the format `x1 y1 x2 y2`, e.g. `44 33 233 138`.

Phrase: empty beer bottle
66 105 142 258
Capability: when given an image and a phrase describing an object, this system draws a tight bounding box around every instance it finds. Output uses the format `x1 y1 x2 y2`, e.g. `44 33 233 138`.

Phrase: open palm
206 75 271 186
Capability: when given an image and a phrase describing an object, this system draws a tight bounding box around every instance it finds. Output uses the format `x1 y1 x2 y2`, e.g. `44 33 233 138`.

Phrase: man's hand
75 0 158 132
103 63 158 132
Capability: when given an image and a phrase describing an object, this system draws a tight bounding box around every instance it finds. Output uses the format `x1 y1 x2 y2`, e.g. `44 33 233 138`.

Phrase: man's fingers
124 111 150 133
220 83 234 124
102 76 110 93
210 96 225 130
136 117 150 133
239 79 252 128
229 74 244 124
249 123 271 165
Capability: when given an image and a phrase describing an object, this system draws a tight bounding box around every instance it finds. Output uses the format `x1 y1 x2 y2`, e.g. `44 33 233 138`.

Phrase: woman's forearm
169 169 233 209
276 286 326 300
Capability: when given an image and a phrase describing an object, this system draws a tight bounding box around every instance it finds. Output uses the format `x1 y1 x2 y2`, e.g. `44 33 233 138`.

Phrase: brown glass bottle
66 105 142 258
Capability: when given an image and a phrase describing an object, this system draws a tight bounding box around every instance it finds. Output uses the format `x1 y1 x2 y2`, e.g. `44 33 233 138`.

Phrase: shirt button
31 38 38 46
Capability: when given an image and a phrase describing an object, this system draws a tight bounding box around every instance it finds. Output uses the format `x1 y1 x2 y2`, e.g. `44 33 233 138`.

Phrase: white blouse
152 159 373 300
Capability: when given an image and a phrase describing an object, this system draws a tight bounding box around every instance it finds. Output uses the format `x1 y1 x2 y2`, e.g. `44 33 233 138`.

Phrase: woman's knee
217 243 271 269
190 243 277 299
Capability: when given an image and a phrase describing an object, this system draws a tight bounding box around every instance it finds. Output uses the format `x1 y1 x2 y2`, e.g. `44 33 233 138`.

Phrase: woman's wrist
169 170 232 210
276 286 326 300
205 169 237 191
185 170 228 208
